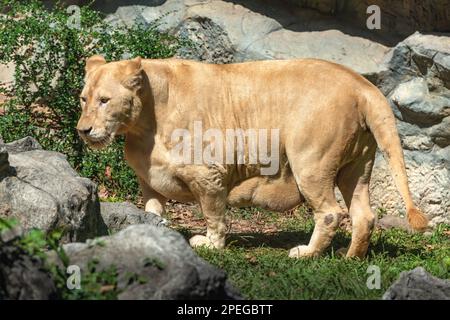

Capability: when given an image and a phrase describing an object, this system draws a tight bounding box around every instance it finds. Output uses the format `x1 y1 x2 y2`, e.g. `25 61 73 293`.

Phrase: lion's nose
77 126 93 136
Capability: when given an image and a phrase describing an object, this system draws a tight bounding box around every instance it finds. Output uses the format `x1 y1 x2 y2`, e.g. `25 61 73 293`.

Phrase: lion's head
76 55 145 149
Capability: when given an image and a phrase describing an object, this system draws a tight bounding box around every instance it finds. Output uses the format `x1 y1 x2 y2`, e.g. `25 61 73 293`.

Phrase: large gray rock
100 201 167 233
383 267 450 300
369 33 450 226
54 224 240 299
0 137 107 242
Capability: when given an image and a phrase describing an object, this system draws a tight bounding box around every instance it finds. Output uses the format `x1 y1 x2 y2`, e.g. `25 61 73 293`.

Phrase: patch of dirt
165 200 312 235
127 196 352 235
0 94 8 115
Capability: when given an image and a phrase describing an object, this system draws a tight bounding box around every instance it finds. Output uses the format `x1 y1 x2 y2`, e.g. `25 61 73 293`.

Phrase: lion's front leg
189 192 227 250
138 177 167 216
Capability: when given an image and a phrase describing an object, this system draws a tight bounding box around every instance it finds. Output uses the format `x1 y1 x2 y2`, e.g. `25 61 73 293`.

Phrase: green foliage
0 0 183 200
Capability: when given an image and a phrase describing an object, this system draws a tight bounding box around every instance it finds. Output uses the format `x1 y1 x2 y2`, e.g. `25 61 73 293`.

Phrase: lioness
77 55 428 258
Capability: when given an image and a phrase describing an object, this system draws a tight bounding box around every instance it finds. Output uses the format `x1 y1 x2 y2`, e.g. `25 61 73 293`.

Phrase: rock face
58 1 450 43
100 202 167 233
56 224 240 300
176 16 235 64
383 267 450 300
105 0 389 73
369 33 450 226
0 233 59 300
0 137 107 242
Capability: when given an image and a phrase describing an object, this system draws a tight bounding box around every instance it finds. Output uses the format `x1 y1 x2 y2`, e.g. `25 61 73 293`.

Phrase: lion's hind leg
337 143 377 258
287 159 343 258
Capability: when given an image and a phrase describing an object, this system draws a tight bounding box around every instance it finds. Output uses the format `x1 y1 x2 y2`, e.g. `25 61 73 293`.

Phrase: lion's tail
361 90 428 231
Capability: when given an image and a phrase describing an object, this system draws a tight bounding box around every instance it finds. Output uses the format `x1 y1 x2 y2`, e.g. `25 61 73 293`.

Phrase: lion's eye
80 96 87 103
100 97 110 104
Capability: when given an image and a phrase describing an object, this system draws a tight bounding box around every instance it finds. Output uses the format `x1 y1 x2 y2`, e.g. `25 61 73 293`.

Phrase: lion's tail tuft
407 208 429 232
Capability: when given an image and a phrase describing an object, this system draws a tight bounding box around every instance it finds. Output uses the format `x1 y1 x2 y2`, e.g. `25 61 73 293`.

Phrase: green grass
182 210 450 300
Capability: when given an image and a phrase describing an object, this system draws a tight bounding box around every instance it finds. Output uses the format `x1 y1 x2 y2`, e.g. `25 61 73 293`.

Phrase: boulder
377 215 411 232
383 267 450 300
52 224 241 299
100 201 167 233
0 137 108 242
369 33 450 226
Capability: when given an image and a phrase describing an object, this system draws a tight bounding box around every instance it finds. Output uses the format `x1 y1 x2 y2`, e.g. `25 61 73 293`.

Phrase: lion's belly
227 174 304 212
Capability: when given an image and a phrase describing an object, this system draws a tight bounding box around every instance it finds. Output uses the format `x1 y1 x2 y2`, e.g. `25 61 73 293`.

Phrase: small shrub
0 0 184 200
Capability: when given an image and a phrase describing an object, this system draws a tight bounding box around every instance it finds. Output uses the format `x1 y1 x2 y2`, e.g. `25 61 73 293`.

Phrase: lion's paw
189 235 214 248
288 245 317 258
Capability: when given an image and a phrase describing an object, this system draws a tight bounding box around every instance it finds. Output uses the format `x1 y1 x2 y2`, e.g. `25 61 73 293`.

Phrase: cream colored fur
77 55 428 258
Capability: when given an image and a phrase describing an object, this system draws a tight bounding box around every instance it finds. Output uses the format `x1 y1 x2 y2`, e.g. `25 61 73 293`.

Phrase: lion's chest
125 140 195 202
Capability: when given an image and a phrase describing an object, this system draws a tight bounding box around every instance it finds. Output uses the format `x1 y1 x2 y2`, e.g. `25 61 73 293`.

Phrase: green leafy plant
0 0 184 200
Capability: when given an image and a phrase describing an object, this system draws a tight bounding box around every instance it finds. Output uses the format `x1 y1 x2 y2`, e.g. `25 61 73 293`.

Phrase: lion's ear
122 57 144 90
85 55 106 74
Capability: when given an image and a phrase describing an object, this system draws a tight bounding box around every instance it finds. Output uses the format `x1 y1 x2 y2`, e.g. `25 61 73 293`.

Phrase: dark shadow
227 230 311 249
44 0 167 14
0 166 16 183
180 228 424 258
90 0 166 14
226 0 404 47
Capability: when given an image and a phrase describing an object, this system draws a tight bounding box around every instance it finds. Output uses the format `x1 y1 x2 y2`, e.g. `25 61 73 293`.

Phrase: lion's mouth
83 134 114 150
